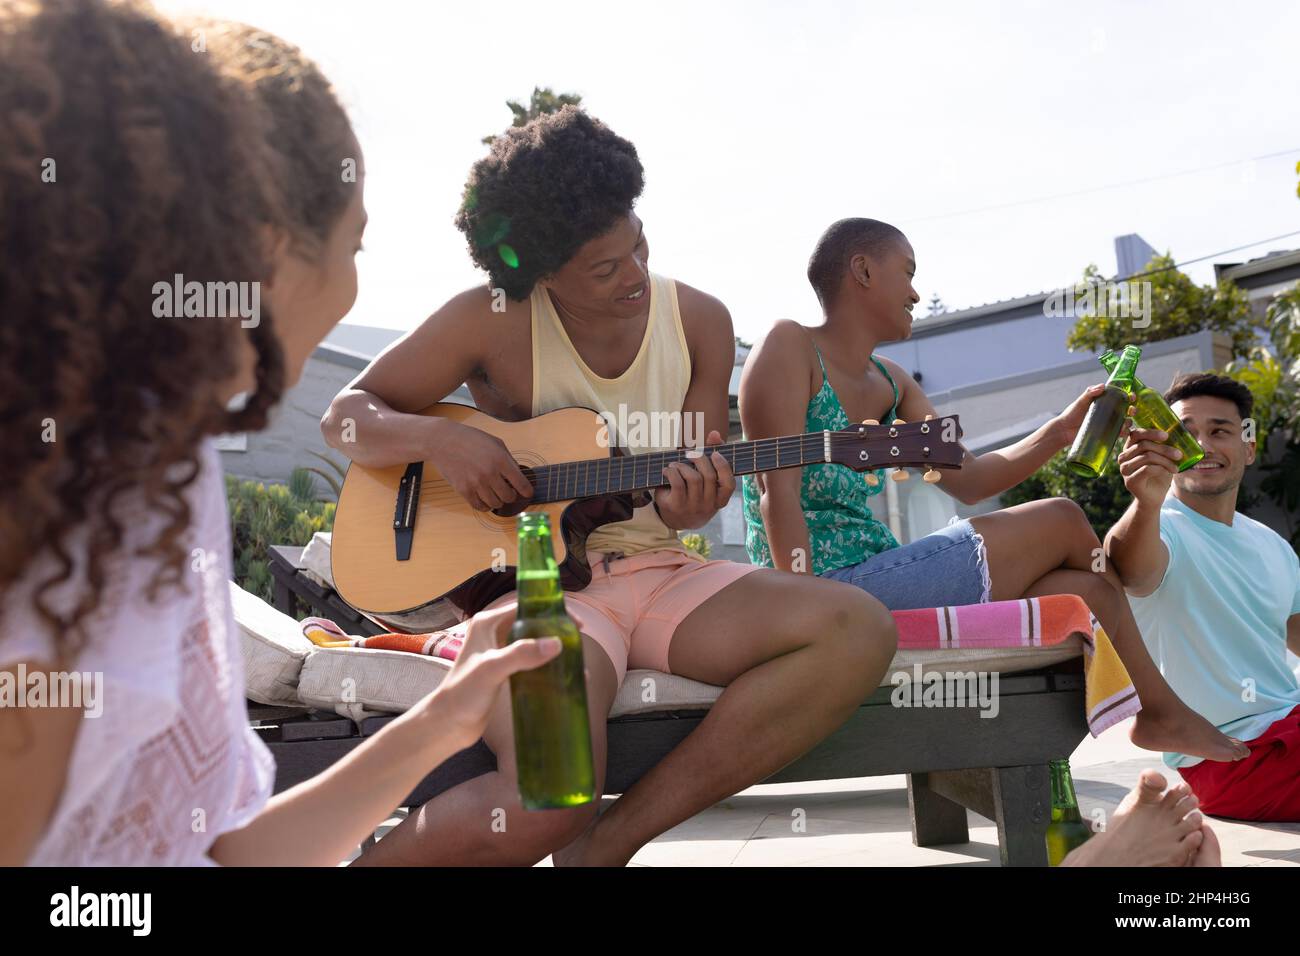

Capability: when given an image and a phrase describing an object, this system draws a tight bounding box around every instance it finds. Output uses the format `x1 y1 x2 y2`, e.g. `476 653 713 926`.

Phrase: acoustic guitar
331 403 964 626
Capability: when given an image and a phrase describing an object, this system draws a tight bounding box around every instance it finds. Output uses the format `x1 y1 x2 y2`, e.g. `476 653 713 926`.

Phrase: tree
926 293 946 317
1005 254 1277 539
482 87 584 145
1065 254 1263 361
1226 283 1300 551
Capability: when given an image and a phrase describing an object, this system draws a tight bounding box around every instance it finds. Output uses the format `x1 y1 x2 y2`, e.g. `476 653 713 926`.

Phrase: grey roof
904 289 1056 338
1214 248 1300 284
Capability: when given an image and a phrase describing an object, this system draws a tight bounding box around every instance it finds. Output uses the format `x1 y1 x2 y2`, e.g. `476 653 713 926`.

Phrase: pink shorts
483 548 761 685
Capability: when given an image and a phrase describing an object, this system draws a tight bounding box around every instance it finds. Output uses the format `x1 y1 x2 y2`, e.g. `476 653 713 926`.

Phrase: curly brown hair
190 18 356 256
0 0 288 660
454 106 644 300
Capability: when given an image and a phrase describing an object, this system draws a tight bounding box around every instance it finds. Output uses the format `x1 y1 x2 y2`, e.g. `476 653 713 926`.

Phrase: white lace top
0 439 274 865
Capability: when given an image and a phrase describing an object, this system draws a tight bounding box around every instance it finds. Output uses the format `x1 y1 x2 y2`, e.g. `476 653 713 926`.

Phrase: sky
157 0 1300 344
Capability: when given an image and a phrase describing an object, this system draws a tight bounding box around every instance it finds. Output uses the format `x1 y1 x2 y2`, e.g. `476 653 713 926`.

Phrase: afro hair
455 106 644 300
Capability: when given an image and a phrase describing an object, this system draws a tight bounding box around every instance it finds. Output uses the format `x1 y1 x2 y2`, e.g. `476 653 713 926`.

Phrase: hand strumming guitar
435 420 534 511
654 429 736 531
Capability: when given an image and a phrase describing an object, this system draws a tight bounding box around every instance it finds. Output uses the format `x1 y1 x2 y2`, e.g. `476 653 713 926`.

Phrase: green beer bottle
1098 349 1205 471
1045 757 1092 866
1066 344 1141 478
508 513 596 810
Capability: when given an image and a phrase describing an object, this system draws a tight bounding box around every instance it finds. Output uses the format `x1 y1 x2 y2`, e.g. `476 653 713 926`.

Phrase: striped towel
892 594 1141 735
300 617 465 662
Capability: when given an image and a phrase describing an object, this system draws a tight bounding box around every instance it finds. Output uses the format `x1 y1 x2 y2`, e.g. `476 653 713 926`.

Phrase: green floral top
741 344 901 575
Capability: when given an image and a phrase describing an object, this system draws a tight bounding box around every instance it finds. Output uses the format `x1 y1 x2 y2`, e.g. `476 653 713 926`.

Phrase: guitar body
332 403 635 625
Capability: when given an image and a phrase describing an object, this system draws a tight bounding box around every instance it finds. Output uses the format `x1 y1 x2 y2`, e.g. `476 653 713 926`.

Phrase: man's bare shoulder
672 278 731 328
670 279 737 375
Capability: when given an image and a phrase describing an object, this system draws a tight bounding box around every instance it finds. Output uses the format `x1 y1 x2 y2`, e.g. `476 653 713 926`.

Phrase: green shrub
226 468 335 605
679 532 712 559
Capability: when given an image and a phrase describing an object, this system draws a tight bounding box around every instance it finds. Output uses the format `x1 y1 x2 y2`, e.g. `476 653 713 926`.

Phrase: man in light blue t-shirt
1106 372 1300 822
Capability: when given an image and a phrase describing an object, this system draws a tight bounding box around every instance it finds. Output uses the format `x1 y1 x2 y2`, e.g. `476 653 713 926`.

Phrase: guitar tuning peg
891 468 910 482
864 471 880 487
862 418 879 426
923 468 942 483
892 418 906 425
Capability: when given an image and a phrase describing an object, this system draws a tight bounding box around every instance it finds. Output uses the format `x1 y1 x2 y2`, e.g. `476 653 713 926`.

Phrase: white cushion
296 644 451 718
299 531 334 589
230 582 313 706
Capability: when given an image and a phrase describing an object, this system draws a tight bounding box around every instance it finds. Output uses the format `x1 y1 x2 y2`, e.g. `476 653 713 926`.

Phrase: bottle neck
1049 760 1082 820
1099 351 1147 392
515 529 565 618
1105 347 1141 391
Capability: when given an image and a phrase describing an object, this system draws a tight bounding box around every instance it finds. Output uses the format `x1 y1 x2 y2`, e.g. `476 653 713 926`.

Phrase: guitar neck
524 433 836 504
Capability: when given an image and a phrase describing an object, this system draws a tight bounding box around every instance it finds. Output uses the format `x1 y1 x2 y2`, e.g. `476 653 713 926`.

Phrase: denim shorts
819 518 992 610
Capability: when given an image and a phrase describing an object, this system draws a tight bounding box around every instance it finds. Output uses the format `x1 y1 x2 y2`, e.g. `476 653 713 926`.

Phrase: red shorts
1178 705 1300 822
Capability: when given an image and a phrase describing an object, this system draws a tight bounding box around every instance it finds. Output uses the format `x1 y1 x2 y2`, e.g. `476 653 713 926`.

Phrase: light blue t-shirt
1129 492 1300 768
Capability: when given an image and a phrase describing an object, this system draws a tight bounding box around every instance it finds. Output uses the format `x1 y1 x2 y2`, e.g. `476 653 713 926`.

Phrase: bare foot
1190 821 1222 867
1062 770 1206 866
1130 707 1249 762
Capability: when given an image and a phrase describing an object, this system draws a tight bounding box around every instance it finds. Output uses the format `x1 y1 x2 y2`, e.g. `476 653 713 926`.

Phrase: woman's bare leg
969 498 1247 762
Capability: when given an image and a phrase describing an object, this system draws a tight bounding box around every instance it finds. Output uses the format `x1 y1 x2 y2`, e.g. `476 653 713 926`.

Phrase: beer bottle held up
508 512 596 810
1098 348 1205 471
1045 757 1093 865
1066 344 1141 479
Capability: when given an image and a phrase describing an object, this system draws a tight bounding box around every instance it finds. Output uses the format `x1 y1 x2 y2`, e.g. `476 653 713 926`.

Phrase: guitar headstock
828 415 964 482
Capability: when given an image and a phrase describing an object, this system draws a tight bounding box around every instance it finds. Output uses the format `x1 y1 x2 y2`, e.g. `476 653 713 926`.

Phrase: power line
1114 229 1300 282
902 147 1300 224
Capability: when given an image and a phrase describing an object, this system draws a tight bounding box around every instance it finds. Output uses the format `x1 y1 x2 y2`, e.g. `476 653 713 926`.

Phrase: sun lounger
249 544 1092 865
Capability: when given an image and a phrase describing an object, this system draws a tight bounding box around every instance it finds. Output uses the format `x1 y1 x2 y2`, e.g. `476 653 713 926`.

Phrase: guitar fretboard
526 433 838 504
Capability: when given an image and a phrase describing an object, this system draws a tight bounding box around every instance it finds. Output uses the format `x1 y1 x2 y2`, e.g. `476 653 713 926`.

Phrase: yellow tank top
530 272 699 560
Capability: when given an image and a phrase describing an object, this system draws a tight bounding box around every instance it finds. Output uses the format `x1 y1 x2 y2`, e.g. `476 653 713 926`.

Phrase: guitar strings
411 428 954 503
412 427 946 489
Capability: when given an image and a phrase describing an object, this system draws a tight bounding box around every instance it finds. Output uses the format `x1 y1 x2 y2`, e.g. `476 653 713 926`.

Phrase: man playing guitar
322 107 898 866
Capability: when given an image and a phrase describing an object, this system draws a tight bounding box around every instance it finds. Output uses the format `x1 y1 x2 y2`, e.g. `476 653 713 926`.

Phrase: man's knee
815 584 898 668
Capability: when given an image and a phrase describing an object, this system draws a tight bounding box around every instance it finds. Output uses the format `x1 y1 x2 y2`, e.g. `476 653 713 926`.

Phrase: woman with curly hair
0 0 556 866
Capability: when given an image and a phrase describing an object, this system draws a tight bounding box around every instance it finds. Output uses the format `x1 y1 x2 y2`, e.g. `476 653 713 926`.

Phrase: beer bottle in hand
509 512 596 809
1098 349 1205 471
1066 344 1141 478
1045 757 1092 866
